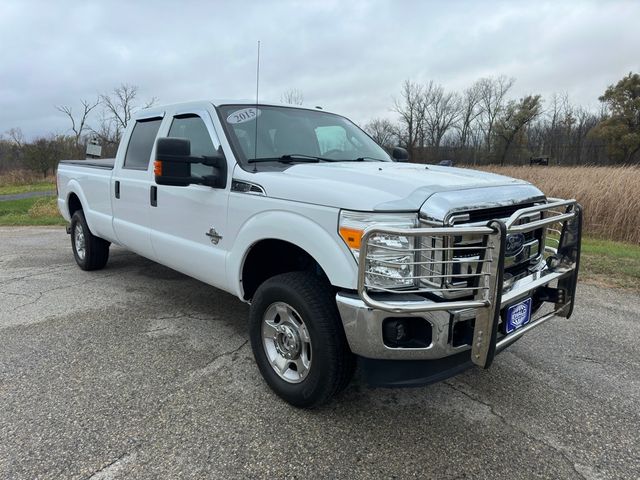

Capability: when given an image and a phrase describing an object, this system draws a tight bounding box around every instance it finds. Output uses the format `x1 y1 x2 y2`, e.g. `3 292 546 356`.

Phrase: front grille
420 203 545 299
464 203 535 223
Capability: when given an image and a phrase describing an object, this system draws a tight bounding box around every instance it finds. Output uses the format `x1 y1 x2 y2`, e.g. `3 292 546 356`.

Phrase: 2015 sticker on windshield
226 108 261 124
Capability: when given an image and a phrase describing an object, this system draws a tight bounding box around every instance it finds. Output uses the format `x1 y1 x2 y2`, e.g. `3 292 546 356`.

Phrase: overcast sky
1 0 638 139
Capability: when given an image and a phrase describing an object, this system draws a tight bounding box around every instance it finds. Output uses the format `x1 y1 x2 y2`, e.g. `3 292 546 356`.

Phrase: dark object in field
530 156 550 166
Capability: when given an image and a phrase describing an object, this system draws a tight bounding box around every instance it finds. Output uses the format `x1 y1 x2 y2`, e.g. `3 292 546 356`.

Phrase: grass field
0 170 56 195
0 181 55 195
0 197 65 226
581 237 640 291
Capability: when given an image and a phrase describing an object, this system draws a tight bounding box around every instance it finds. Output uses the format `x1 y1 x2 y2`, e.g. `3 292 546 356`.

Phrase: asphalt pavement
0 227 638 479
0 191 56 202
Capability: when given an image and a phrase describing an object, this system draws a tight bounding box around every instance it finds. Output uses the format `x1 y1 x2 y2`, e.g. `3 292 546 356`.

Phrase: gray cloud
1 0 638 138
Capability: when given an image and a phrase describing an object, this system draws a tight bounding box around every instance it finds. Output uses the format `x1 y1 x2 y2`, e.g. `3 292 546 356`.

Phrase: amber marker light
339 227 363 250
154 160 162 176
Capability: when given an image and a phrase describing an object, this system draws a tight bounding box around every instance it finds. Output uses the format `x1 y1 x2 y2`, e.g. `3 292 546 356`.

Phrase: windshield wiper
334 156 388 162
247 154 332 164
247 154 388 164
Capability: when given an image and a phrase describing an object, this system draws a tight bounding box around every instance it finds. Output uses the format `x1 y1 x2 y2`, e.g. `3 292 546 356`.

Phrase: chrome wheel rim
74 223 86 261
262 302 312 383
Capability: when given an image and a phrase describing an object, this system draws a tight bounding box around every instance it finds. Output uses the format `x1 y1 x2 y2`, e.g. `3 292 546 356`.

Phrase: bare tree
91 110 122 156
101 84 137 132
94 84 157 154
477 75 515 153
392 80 425 161
56 98 100 150
281 88 304 105
422 81 461 149
457 81 483 148
0 128 25 172
364 118 397 148
545 92 562 161
7 127 25 148
571 106 600 165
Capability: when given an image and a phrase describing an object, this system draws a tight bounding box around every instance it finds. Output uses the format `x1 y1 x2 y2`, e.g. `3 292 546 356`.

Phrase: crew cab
57 100 582 407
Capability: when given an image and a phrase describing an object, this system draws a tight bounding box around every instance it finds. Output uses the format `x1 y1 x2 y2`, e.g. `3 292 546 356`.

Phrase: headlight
338 210 418 289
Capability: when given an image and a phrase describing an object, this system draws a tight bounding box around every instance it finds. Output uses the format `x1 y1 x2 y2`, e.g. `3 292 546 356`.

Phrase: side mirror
155 138 191 187
154 137 227 188
391 146 409 162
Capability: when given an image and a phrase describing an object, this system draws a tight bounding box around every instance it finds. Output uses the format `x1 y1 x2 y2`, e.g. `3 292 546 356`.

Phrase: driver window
168 115 220 177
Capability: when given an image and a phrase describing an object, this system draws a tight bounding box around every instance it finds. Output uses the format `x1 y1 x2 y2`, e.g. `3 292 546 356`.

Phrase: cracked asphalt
0 226 638 479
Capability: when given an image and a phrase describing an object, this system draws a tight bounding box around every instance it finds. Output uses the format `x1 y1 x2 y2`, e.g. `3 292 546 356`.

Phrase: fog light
382 317 432 348
383 319 408 345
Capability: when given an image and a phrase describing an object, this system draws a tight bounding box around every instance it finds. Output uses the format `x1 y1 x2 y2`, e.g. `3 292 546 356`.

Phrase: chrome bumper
337 199 582 367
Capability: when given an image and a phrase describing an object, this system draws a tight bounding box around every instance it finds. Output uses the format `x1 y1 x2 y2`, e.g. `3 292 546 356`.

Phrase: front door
149 110 230 288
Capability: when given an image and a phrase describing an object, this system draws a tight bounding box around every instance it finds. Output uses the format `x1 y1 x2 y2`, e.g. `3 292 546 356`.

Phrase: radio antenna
252 40 261 172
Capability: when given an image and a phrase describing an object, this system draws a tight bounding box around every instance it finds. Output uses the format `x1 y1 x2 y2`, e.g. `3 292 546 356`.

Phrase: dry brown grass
0 170 55 186
27 197 60 218
474 165 640 244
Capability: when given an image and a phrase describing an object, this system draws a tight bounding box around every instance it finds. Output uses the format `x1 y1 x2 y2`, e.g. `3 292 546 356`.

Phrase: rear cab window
123 118 163 170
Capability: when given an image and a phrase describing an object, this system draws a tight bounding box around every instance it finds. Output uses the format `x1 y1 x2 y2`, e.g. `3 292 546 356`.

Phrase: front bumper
336 199 582 372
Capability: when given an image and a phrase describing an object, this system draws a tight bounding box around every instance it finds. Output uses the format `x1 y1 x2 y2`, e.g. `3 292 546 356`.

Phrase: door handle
115 181 120 199
150 185 157 207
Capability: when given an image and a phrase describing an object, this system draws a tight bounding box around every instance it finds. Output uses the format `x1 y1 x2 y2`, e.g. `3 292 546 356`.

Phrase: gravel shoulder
0 227 638 479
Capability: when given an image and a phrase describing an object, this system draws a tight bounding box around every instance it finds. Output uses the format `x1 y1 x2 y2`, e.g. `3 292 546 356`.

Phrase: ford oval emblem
505 233 525 257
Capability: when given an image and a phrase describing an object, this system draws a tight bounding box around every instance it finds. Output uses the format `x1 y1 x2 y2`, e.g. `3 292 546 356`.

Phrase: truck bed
57 158 116 243
59 158 115 170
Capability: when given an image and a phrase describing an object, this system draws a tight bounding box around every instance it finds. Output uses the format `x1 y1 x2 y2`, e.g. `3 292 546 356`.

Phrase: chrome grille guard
357 198 582 368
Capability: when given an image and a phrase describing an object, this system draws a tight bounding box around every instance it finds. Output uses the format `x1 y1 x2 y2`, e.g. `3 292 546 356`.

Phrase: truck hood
237 162 545 213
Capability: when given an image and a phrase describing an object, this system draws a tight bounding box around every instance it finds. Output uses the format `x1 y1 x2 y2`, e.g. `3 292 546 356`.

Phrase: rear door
112 114 163 258
149 109 230 288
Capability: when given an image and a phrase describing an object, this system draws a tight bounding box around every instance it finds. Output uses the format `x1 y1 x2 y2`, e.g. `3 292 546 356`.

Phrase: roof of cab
133 99 330 121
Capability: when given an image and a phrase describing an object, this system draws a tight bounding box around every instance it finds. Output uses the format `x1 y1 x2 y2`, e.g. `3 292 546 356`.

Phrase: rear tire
249 271 356 408
70 210 110 271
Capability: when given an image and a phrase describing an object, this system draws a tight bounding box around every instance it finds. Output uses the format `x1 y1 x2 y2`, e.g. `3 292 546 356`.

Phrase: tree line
0 84 155 176
1 73 639 176
365 72 640 165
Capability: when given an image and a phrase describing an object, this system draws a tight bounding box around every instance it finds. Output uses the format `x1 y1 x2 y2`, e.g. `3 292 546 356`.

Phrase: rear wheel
71 210 110 271
249 271 356 408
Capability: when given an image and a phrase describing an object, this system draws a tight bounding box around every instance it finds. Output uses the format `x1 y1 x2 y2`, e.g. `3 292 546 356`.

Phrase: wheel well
67 193 82 217
241 239 328 300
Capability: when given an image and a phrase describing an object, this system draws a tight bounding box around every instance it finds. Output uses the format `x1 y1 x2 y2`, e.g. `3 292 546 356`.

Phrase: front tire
249 271 356 408
70 210 110 271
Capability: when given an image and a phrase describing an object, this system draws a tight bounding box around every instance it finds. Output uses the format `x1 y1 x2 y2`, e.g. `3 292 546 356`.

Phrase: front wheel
249 271 356 408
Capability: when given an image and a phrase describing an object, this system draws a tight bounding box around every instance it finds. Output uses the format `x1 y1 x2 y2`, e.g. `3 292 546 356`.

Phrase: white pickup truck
57 100 582 407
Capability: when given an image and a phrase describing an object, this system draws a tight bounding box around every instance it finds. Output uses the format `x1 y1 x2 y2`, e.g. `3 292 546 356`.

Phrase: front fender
227 210 357 299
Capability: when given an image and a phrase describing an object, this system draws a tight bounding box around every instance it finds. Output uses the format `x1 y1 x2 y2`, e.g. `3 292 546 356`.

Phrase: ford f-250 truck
57 100 582 408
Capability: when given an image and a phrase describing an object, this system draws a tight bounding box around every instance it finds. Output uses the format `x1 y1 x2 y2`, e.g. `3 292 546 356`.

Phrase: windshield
217 105 391 165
